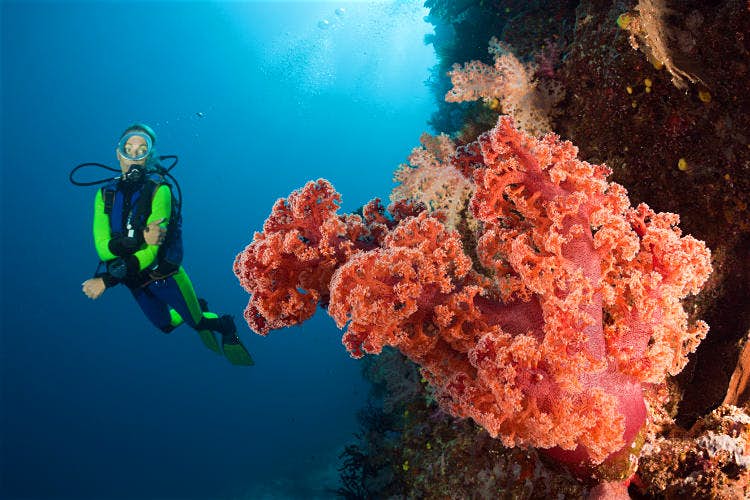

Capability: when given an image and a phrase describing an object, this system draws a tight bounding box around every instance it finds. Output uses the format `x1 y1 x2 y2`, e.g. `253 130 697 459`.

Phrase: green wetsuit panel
164 267 222 353
92 184 171 271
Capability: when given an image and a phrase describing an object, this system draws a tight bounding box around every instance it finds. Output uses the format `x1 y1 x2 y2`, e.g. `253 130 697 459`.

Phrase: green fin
222 334 255 366
197 329 221 353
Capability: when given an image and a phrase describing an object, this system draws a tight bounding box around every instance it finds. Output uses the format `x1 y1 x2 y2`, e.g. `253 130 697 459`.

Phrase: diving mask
117 132 153 161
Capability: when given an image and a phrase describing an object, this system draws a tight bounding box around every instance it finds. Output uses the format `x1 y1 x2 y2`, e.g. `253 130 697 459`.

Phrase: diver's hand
82 277 106 300
144 218 167 245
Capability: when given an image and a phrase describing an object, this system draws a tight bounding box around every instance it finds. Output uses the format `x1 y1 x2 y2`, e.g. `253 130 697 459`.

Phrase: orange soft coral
234 116 712 477
233 179 390 334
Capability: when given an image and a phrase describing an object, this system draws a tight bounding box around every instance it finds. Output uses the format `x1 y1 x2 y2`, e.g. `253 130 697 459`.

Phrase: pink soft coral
446 37 563 135
391 132 472 229
234 116 712 477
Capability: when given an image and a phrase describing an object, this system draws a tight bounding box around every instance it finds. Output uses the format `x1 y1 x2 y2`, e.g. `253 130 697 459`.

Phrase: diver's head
116 123 158 176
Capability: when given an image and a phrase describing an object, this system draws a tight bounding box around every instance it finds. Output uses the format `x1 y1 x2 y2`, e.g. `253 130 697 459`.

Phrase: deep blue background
1 1 435 498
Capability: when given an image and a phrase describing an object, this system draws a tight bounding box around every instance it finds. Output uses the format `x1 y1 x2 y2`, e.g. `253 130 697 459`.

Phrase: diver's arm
93 189 119 261
130 184 171 270
98 273 120 288
91 189 122 288
93 188 150 258
95 185 171 280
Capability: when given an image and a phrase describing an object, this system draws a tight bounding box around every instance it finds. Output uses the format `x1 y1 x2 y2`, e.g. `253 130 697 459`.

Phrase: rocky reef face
335 1 750 498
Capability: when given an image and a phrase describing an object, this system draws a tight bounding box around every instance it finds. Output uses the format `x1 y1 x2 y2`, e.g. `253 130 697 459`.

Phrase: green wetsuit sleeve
132 184 171 271
93 189 118 261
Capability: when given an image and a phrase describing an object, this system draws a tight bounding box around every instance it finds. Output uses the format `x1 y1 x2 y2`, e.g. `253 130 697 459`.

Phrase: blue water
0 2 436 498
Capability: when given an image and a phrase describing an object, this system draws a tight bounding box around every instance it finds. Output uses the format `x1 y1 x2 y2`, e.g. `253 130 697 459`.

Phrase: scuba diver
75 123 253 366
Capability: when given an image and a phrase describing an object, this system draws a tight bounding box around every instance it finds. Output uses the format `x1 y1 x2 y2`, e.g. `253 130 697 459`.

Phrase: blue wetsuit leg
130 285 175 332
144 276 201 328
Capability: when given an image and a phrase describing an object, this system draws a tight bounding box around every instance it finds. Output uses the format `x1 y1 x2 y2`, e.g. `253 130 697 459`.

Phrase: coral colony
234 115 712 493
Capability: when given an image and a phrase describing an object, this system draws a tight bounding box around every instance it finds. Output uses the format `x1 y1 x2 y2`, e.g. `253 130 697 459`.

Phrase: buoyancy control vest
102 173 183 281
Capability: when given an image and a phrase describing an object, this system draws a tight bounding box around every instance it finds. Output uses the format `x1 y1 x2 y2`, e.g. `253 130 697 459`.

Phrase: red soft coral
329 211 476 358
234 116 712 477
233 179 387 334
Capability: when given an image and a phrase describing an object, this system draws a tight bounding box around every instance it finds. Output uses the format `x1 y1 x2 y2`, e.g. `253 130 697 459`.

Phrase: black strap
103 188 115 215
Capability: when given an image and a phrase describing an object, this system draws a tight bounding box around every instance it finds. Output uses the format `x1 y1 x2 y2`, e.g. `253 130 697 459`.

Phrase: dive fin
198 300 254 366
197 330 221 353
222 333 255 366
